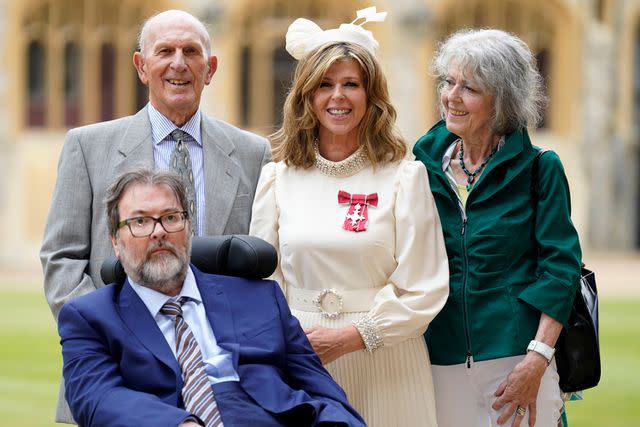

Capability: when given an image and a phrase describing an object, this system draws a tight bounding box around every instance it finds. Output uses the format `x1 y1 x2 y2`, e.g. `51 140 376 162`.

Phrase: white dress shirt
129 267 239 384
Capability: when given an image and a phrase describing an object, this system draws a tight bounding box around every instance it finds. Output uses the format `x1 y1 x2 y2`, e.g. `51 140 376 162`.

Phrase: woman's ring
516 406 526 416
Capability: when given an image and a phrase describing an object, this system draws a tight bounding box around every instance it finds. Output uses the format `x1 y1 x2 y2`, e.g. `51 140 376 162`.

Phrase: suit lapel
193 267 240 369
201 117 241 235
112 106 155 176
117 280 181 381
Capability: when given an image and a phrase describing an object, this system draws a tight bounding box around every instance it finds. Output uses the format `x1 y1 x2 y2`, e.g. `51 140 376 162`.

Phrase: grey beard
118 235 192 294
132 252 188 294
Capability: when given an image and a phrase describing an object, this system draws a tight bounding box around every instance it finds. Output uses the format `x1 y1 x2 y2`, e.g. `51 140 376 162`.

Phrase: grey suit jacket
40 106 271 423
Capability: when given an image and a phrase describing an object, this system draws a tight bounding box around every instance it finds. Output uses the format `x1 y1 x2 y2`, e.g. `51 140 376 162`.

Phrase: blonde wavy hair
271 42 406 167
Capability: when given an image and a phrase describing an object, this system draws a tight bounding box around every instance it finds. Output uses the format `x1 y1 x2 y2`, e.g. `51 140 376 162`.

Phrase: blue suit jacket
58 266 364 427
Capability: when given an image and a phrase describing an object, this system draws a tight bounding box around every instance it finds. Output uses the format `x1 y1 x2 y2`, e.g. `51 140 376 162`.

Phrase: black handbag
532 150 601 393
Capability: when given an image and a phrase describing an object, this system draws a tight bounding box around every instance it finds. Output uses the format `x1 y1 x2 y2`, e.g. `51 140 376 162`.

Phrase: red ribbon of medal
338 190 378 232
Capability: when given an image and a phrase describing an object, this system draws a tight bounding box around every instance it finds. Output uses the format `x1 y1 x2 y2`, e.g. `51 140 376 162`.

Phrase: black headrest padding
100 256 126 287
100 235 277 286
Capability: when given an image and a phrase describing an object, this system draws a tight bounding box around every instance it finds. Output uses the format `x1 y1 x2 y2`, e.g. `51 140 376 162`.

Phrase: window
240 46 251 127
272 45 296 128
27 41 46 127
100 44 116 121
595 0 606 22
64 42 81 127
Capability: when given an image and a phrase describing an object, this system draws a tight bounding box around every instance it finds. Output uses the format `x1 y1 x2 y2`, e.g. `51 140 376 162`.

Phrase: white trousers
432 355 563 427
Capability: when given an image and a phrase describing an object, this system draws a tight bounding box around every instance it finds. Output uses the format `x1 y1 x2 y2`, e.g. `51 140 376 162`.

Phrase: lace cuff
353 315 384 352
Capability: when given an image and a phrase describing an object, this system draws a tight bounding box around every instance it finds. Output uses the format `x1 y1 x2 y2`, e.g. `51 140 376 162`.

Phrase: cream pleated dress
250 150 449 427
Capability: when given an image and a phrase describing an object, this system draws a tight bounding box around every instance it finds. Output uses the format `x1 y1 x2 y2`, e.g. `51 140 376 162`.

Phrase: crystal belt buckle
314 289 344 319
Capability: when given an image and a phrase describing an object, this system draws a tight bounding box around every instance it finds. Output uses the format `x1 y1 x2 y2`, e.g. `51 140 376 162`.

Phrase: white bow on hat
286 6 387 60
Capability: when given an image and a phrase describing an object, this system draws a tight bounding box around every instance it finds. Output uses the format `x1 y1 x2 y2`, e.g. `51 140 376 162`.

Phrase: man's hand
180 421 202 427
304 325 365 365
491 352 548 427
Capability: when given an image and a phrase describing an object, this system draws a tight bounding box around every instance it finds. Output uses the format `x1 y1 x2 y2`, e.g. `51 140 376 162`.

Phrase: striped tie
170 130 198 235
161 298 223 426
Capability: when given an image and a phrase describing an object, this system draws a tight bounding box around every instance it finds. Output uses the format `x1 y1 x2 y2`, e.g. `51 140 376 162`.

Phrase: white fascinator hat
285 6 387 60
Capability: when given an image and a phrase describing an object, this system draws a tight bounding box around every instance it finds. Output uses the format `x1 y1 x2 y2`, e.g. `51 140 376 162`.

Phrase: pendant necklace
458 139 498 191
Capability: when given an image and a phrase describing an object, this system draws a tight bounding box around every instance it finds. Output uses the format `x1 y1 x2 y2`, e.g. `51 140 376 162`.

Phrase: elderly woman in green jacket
413 29 581 427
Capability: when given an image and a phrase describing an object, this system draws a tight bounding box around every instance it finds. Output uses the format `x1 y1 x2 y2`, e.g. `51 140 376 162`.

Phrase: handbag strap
531 149 550 247
530 149 550 204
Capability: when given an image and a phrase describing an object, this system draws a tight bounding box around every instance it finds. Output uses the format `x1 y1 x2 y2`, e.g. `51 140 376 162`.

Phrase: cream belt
287 286 382 319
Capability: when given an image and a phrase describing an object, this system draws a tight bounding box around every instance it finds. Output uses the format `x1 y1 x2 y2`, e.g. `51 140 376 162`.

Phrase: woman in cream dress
250 9 449 426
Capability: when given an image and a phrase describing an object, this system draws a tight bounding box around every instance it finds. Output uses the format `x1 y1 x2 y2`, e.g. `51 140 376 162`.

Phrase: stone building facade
0 0 638 273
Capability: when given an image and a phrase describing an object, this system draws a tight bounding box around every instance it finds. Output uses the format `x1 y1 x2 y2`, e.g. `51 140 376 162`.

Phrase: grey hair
105 168 189 238
137 10 212 57
432 28 547 134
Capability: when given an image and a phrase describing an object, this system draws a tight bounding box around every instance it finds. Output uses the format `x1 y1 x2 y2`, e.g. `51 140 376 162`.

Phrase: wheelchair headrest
100 235 277 285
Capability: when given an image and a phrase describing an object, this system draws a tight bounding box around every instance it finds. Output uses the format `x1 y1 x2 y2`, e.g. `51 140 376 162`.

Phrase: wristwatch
527 340 555 364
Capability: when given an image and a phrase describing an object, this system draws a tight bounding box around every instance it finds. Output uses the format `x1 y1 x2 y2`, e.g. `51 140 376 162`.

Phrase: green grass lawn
1 289 638 426
567 298 640 426
0 289 61 426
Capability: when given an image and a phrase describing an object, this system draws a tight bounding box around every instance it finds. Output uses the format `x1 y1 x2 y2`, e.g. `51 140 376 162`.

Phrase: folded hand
304 324 365 365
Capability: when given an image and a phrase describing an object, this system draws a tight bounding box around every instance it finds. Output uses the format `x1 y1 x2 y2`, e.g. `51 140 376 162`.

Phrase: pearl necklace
314 142 369 177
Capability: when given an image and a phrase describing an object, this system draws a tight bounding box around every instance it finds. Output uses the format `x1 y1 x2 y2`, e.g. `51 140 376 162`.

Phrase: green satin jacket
413 120 581 366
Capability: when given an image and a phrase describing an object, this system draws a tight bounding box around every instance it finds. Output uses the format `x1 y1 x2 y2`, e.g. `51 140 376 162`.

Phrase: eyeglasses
117 211 188 238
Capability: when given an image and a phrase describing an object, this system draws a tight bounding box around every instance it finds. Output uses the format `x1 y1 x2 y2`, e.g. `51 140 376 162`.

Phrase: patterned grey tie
170 130 197 234
161 298 223 427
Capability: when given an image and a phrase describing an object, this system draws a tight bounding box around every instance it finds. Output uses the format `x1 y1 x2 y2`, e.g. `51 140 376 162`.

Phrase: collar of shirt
129 266 203 318
441 141 457 171
147 102 203 147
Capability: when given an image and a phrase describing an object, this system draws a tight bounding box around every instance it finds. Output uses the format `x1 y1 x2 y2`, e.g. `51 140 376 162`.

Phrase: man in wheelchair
57 168 364 427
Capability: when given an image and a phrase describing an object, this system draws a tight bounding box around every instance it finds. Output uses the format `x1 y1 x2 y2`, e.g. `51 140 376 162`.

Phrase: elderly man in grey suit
40 9 271 424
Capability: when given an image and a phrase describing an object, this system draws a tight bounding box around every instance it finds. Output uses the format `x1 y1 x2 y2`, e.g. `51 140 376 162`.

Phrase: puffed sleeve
249 162 286 294
519 151 582 325
354 161 450 350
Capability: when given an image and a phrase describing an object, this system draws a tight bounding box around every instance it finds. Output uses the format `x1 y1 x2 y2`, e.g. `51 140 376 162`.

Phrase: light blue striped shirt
148 103 206 236
129 267 240 384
